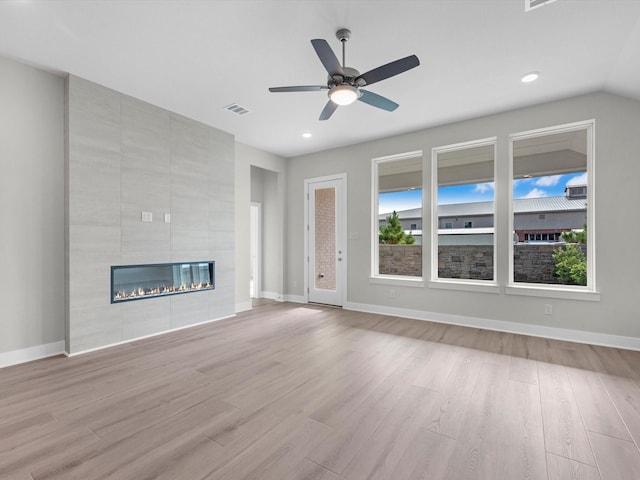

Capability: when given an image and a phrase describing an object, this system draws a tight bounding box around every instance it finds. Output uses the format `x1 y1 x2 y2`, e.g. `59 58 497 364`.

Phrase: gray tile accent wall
65 75 235 354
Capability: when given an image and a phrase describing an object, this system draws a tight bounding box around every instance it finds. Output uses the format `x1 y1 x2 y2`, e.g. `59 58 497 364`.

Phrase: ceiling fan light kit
329 84 359 105
268 28 420 120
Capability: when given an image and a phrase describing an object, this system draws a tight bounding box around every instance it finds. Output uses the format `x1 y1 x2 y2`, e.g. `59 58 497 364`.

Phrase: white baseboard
236 301 253 313
344 301 640 352
260 290 284 301
284 294 306 304
66 314 236 357
0 341 65 368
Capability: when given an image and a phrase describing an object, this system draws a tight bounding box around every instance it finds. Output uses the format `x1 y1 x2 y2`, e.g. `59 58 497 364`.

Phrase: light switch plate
141 211 153 222
164 213 171 223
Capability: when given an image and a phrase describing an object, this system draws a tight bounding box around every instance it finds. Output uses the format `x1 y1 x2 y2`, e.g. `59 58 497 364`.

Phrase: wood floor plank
588 431 640 480
386 427 456 480
442 359 510 479
306 355 425 473
495 379 548 480
509 333 539 384
1 423 101 479
538 361 596 466
204 414 331 480
31 397 236 480
307 337 418 428
598 373 640 448
337 385 438 480
2 302 640 479
567 367 632 441
292 459 338 480
423 350 484 439
412 341 459 392
546 452 601 480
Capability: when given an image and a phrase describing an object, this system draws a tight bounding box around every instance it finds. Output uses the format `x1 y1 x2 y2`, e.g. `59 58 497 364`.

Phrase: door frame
250 202 262 298
304 173 347 306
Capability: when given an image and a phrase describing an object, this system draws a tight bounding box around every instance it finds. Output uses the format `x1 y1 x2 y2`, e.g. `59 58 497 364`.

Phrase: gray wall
0 57 65 355
66 75 235 354
286 92 640 340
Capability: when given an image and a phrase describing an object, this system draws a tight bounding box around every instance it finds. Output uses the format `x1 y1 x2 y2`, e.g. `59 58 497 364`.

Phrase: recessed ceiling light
302 132 312 139
521 72 540 83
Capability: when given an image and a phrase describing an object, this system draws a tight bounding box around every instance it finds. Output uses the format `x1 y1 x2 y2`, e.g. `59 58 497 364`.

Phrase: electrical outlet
544 304 553 315
389 289 396 298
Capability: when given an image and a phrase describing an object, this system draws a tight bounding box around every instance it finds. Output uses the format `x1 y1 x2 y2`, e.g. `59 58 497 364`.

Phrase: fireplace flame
113 281 213 302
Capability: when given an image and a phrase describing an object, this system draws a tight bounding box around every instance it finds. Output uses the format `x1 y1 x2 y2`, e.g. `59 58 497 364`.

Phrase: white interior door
307 176 345 306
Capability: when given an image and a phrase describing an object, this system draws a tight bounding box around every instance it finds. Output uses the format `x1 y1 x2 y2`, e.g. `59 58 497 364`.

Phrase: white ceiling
1 0 639 158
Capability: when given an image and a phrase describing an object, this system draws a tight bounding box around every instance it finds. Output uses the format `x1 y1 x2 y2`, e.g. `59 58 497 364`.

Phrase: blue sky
379 172 587 214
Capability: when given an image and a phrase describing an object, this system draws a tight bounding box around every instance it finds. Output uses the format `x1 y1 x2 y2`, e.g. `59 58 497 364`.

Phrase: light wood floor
2 303 640 479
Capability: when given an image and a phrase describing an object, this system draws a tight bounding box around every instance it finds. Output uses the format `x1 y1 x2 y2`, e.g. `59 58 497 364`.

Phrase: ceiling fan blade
358 90 399 112
356 55 420 86
311 39 344 76
269 86 328 92
319 100 338 121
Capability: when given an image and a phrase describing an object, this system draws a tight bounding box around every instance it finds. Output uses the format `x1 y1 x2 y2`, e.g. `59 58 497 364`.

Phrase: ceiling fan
268 29 420 121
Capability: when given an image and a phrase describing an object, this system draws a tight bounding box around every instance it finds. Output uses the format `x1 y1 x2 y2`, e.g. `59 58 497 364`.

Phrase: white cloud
513 178 532 187
520 188 547 199
535 175 563 187
567 172 587 186
474 182 494 194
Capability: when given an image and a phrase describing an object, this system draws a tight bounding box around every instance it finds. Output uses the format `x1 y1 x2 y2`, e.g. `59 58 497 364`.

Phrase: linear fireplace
111 261 215 303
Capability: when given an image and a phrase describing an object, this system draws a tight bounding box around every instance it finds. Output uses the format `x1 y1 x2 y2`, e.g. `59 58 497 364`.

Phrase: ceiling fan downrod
336 28 351 69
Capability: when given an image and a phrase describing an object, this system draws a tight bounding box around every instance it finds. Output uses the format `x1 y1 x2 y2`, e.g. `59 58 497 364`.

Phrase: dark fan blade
269 86 328 92
319 100 338 121
356 55 420 86
358 90 399 112
311 39 344 76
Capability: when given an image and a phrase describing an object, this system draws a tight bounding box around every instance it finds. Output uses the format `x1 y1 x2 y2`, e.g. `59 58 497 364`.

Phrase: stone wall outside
379 244 586 284
379 244 422 277
438 245 494 280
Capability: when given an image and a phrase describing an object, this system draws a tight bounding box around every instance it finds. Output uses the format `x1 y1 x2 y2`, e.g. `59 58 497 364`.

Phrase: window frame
506 119 599 300
430 137 499 292
371 150 425 285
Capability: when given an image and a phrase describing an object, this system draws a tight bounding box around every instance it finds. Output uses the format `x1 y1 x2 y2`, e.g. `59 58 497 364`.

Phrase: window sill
369 275 424 288
505 284 600 302
429 279 500 294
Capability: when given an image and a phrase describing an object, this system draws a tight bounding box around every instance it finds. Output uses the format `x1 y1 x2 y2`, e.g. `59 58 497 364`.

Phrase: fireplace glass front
111 261 215 303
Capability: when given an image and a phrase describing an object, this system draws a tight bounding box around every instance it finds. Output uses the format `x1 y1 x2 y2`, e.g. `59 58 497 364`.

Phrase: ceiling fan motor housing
328 66 362 88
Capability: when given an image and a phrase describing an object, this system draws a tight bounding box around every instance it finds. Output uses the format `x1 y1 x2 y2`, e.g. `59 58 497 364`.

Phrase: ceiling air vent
525 0 557 11
224 103 251 116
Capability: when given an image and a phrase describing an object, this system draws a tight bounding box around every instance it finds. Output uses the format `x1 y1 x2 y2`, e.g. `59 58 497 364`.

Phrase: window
432 138 496 283
510 120 594 291
372 151 423 279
